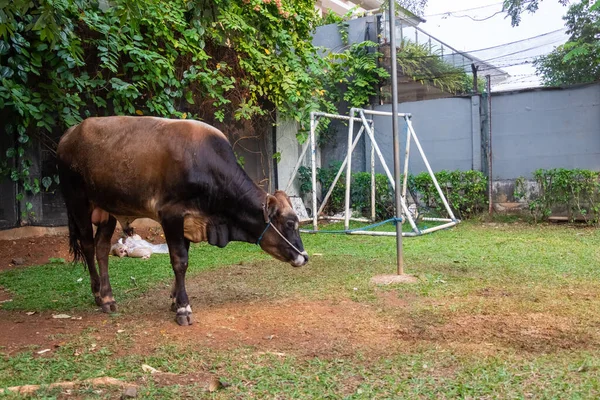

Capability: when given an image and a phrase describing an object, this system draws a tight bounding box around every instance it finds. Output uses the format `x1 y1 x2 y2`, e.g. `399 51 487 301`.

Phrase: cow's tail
66 206 86 267
57 144 89 269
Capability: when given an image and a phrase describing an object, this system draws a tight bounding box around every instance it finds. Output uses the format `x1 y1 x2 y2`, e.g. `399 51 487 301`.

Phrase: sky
418 0 571 90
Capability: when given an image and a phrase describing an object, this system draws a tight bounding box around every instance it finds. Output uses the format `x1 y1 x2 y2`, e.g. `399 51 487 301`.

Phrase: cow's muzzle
291 251 309 267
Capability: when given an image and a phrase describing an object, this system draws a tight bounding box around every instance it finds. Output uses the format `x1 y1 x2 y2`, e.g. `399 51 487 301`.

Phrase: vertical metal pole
318 125 366 217
389 1 404 275
486 75 493 216
406 119 457 221
471 63 479 94
402 117 411 200
344 108 356 231
310 114 318 231
370 120 376 222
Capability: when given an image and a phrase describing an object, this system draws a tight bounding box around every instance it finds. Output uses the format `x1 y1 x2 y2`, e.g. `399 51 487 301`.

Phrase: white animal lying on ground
110 234 169 259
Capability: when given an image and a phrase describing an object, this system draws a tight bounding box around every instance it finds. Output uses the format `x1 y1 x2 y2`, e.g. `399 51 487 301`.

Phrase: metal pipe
349 230 419 237
487 75 493 216
310 114 318 231
360 109 411 117
359 111 420 234
343 221 458 236
300 230 419 236
370 120 376 222
319 216 371 222
344 108 356 230
284 141 310 193
311 111 372 123
419 221 459 234
389 0 404 276
422 217 454 222
317 125 366 217
358 111 394 186
406 118 457 221
401 116 411 200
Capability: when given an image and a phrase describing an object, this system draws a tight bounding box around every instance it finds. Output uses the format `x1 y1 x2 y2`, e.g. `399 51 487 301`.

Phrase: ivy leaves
0 0 395 223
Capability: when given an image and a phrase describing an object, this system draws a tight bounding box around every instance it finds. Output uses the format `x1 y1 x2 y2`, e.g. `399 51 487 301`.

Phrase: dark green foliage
324 41 390 110
534 0 600 86
526 168 600 223
396 40 474 95
299 164 487 220
298 162 347 215
352 172 394 219
410 170 488 220
317 161 347 213
0 0 387 223
503 0 571 27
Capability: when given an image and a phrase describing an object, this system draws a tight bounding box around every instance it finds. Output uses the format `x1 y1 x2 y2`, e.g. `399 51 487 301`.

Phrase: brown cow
57 116 308 325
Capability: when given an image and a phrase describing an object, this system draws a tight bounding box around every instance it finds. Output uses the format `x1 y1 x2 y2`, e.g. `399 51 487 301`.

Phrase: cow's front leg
162 215 193 326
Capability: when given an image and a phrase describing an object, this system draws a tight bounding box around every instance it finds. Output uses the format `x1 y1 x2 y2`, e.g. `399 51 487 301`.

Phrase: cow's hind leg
80 221 101 306
95 215 118 312
162 215 192 326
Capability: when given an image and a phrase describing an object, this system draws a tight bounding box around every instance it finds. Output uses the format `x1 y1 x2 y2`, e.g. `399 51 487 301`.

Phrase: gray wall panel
491 85 600 178
370 98 474 176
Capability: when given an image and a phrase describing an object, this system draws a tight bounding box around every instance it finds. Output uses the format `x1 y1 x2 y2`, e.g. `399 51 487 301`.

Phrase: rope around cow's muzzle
256 220 304 256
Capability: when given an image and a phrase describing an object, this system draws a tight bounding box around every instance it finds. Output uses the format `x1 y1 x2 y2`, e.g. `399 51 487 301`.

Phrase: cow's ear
274 190 293 208
264 194 279 222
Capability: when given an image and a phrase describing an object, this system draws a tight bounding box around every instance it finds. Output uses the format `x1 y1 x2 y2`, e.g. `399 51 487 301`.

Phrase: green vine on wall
1 0 390 224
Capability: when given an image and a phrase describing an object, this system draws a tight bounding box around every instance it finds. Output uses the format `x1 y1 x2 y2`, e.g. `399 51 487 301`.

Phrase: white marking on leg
177 307 187 314
186 305 192 313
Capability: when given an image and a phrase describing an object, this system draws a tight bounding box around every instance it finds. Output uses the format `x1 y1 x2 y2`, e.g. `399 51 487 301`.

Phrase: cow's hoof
176 313 193 326
175 305 193 326
101 302 118 313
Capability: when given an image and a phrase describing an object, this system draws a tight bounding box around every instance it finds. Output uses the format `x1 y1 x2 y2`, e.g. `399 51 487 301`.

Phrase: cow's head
258 191 308 267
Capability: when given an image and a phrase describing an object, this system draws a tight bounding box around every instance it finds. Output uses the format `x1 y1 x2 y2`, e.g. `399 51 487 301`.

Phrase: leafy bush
1 0 385 222
528 168 600 223
298 162 347 215
298 163 487 221
351 172 394 220
410 170 487 220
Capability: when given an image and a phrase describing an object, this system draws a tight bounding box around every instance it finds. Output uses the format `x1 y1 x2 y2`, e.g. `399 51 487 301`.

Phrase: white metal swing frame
285 108 459 237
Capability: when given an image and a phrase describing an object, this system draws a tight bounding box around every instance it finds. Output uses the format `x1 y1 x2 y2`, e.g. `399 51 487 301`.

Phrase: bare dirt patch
0 310 106 355
0 235 71 271
1 291 599 360
105 299 403 359
0 227 164 271
427 313 598 353
1 256 599 360
76 285 600 360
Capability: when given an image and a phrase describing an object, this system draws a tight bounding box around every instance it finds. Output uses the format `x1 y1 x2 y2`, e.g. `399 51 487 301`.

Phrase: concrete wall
491 84 600 179
280 19 600 216
312 16 374 51
368 97 479 176
314 83 600 186
276 116 304 196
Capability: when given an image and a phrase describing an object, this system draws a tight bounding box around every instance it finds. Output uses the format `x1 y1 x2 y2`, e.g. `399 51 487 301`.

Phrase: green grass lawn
1 220 599 398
